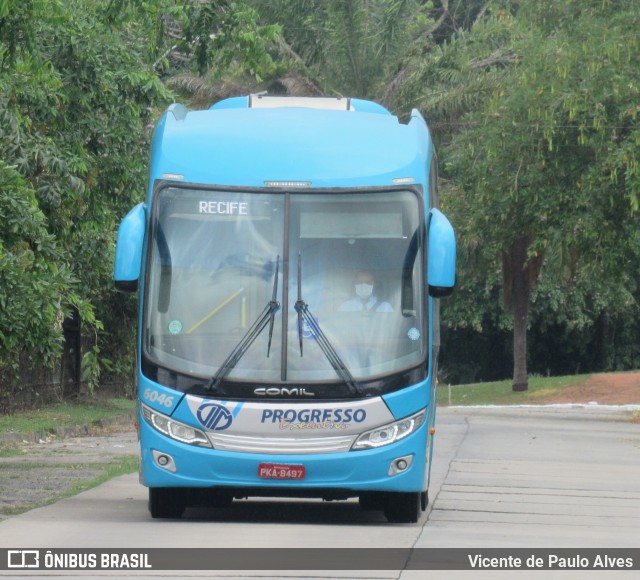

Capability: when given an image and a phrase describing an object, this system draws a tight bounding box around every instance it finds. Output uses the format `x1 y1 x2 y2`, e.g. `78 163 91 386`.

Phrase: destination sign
198 201 248 215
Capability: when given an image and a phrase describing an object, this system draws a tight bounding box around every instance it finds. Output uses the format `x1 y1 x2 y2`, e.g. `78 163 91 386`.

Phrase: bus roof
149 96 433 192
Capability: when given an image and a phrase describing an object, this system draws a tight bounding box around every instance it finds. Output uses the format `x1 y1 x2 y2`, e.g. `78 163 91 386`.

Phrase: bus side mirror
114 203 146 292
428 209 456 298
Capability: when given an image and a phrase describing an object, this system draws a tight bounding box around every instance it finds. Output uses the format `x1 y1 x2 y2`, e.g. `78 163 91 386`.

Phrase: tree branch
473 0 492 25
380 0 450 106
469 49 516 70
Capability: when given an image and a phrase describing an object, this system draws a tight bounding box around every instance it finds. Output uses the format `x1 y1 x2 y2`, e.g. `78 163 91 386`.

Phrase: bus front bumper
139 418 429 494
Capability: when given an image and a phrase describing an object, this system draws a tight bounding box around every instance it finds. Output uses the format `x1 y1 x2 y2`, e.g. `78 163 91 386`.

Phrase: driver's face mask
355 283 374 300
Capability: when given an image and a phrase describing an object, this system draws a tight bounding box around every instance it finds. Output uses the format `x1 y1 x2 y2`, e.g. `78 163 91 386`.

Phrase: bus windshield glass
144 187 426 388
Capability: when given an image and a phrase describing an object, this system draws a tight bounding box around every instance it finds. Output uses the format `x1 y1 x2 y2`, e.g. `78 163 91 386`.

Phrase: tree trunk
61 307 82 399
509 236 531 392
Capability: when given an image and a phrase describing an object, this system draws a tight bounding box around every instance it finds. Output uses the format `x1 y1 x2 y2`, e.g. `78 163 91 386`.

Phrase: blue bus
114 95 456 523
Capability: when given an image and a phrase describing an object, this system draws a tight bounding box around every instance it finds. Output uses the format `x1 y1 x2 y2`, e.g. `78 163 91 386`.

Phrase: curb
441 404 640 423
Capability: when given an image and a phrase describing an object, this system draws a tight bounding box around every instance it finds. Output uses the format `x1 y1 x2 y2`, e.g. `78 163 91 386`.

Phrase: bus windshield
144 186 426 390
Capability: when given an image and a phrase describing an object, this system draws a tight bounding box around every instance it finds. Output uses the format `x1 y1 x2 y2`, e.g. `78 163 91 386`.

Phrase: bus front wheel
383 491 421 523
149 487 186 519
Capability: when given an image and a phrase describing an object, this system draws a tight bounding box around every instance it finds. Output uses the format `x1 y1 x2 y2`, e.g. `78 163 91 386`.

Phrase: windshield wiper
206 256 280 393
294 253 362 396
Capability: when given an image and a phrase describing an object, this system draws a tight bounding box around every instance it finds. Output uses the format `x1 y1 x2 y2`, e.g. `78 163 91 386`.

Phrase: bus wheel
421 490 429 511
383 492 421 523
149 487 186 519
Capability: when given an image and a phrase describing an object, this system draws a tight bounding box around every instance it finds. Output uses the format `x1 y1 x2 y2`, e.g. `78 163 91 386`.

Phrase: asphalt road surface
0 405 638 579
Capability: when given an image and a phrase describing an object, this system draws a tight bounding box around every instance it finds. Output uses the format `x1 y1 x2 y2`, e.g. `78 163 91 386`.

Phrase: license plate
258 463 306 480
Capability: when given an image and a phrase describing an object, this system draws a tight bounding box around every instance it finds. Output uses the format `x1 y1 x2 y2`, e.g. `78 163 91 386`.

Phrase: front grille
208 432 356 454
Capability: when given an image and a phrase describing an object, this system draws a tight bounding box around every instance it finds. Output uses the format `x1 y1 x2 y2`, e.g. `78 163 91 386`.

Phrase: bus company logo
261 408 367 431
196 403 234 431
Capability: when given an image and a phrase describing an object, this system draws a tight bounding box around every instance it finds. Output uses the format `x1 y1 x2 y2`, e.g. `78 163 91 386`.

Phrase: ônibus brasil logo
196 402 234 431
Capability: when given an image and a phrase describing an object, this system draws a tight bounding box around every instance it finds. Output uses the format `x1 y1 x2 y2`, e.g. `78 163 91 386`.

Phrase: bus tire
421 490 429 511
149 487 186 519
383 492 421 523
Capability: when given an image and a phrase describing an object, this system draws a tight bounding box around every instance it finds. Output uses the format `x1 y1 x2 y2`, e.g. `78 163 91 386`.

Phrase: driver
338 270 392 313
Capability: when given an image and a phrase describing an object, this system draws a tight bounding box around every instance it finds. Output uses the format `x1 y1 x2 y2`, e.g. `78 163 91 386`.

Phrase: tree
0 162 77 393
0 0 173 394
0 0 278 402
250 0 440 99
421 1 640 390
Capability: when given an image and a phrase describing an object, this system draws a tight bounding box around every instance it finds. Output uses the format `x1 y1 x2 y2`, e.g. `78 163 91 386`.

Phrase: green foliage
0 162 76 374
430 0 640 382
392 9 516 124
445 0 640 273
1 0 277 397
0 0 170 390
253 0 434 98
186 1 279 79
104 0 279 79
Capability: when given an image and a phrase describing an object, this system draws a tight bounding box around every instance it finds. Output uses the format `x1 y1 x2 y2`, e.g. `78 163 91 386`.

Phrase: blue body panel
148 105 432 193
382 380 429 418
140 421 427 492
428 209 457 290
113 203 146 284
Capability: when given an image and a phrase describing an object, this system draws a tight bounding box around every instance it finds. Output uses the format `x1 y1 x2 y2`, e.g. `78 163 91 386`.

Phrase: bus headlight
352 410 426 450
141 403 211 447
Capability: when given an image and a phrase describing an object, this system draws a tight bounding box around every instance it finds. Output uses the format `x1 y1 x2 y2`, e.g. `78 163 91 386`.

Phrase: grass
0 446 23 457
0 398 136 434
437 374 590 406
0 455 138 517
63 455 139 498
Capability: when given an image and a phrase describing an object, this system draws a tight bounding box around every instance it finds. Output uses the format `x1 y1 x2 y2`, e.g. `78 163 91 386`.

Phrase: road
1 406 639 579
